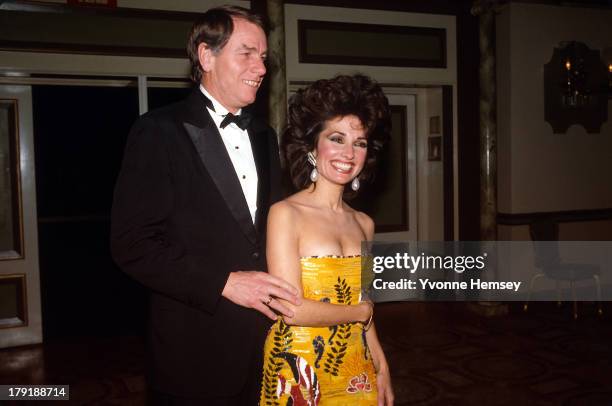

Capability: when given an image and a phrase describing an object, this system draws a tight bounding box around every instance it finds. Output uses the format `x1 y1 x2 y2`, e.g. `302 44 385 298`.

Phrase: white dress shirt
200 85 258 224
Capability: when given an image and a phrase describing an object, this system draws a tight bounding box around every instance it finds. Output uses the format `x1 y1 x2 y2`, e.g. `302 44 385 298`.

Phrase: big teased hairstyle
186 6 266 84
282 74 391 198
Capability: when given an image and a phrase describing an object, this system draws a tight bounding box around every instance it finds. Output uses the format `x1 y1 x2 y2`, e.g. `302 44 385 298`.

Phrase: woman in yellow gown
260 74 394 406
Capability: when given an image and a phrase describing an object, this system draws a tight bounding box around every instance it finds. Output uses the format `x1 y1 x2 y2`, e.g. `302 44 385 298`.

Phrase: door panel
372 94 417 241
0 85 42 348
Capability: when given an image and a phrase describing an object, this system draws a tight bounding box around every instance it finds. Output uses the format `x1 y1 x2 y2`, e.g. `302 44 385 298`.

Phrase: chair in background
523 219 603 319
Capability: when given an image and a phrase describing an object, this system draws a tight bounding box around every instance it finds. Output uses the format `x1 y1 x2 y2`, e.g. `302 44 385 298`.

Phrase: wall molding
0 0 201 20
497 208 612 225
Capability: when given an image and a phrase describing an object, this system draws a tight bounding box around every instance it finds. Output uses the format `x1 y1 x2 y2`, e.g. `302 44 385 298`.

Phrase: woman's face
314 115 368 187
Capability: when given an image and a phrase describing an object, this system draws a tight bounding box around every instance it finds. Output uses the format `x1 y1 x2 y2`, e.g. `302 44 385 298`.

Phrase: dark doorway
32 84 145 339
148 85 193 111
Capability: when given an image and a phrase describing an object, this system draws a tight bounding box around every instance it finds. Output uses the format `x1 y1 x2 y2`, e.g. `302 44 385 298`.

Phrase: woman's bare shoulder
270 192 311 219
269 199 297 219
280 191 318 211
342 201 373 223
352 208 375 239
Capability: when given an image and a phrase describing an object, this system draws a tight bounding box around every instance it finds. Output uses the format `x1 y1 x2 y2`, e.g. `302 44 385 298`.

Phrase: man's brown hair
186 5 266 83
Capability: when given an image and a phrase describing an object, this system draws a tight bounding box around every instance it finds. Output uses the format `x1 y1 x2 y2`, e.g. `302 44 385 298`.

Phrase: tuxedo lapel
181 90 258 246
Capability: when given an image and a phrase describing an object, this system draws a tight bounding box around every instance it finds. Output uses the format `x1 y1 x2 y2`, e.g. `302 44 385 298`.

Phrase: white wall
0 52 190 78
424 88 444 241
496 3 612 215
411 88 445 241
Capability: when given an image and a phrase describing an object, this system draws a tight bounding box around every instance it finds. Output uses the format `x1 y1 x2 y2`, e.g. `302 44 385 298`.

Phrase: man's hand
222 271 302 320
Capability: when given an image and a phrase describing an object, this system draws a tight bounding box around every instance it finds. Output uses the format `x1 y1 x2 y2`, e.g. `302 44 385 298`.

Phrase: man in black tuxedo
110 6 300 405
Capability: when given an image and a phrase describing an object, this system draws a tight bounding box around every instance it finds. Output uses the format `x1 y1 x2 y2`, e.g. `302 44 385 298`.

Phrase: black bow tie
200 92 252 130
220 112 252 130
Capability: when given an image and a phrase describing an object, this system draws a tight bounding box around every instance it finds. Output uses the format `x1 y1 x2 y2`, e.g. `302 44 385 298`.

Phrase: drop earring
307 152 318 182
351 176 360 191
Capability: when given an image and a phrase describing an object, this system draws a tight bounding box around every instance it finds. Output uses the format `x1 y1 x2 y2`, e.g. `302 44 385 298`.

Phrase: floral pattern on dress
346 373 372 394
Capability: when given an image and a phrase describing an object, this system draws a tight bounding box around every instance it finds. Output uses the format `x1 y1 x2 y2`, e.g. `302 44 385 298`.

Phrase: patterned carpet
1 302 610 405
377 302 612 406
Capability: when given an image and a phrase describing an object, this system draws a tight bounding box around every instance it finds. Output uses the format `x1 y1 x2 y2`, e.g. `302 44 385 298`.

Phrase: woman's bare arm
366 323 394 405
358 211 394 405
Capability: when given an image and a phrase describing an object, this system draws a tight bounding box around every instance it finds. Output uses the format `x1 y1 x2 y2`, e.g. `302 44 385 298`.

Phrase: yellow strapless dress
260 256 377 406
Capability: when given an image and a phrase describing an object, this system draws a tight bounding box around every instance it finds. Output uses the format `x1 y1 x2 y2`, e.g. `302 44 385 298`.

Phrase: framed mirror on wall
0 99 23 260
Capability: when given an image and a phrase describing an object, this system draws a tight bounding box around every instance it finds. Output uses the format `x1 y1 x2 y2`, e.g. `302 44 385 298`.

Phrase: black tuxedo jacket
110 89 282 398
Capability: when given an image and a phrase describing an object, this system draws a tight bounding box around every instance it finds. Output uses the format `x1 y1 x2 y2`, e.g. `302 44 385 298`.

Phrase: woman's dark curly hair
281 74 391 198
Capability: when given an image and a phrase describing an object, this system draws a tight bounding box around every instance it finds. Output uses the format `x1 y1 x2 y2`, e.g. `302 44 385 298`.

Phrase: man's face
200 18 267 113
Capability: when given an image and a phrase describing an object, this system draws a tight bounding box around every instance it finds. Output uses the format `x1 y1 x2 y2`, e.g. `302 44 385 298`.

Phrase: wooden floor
1 302 611 405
